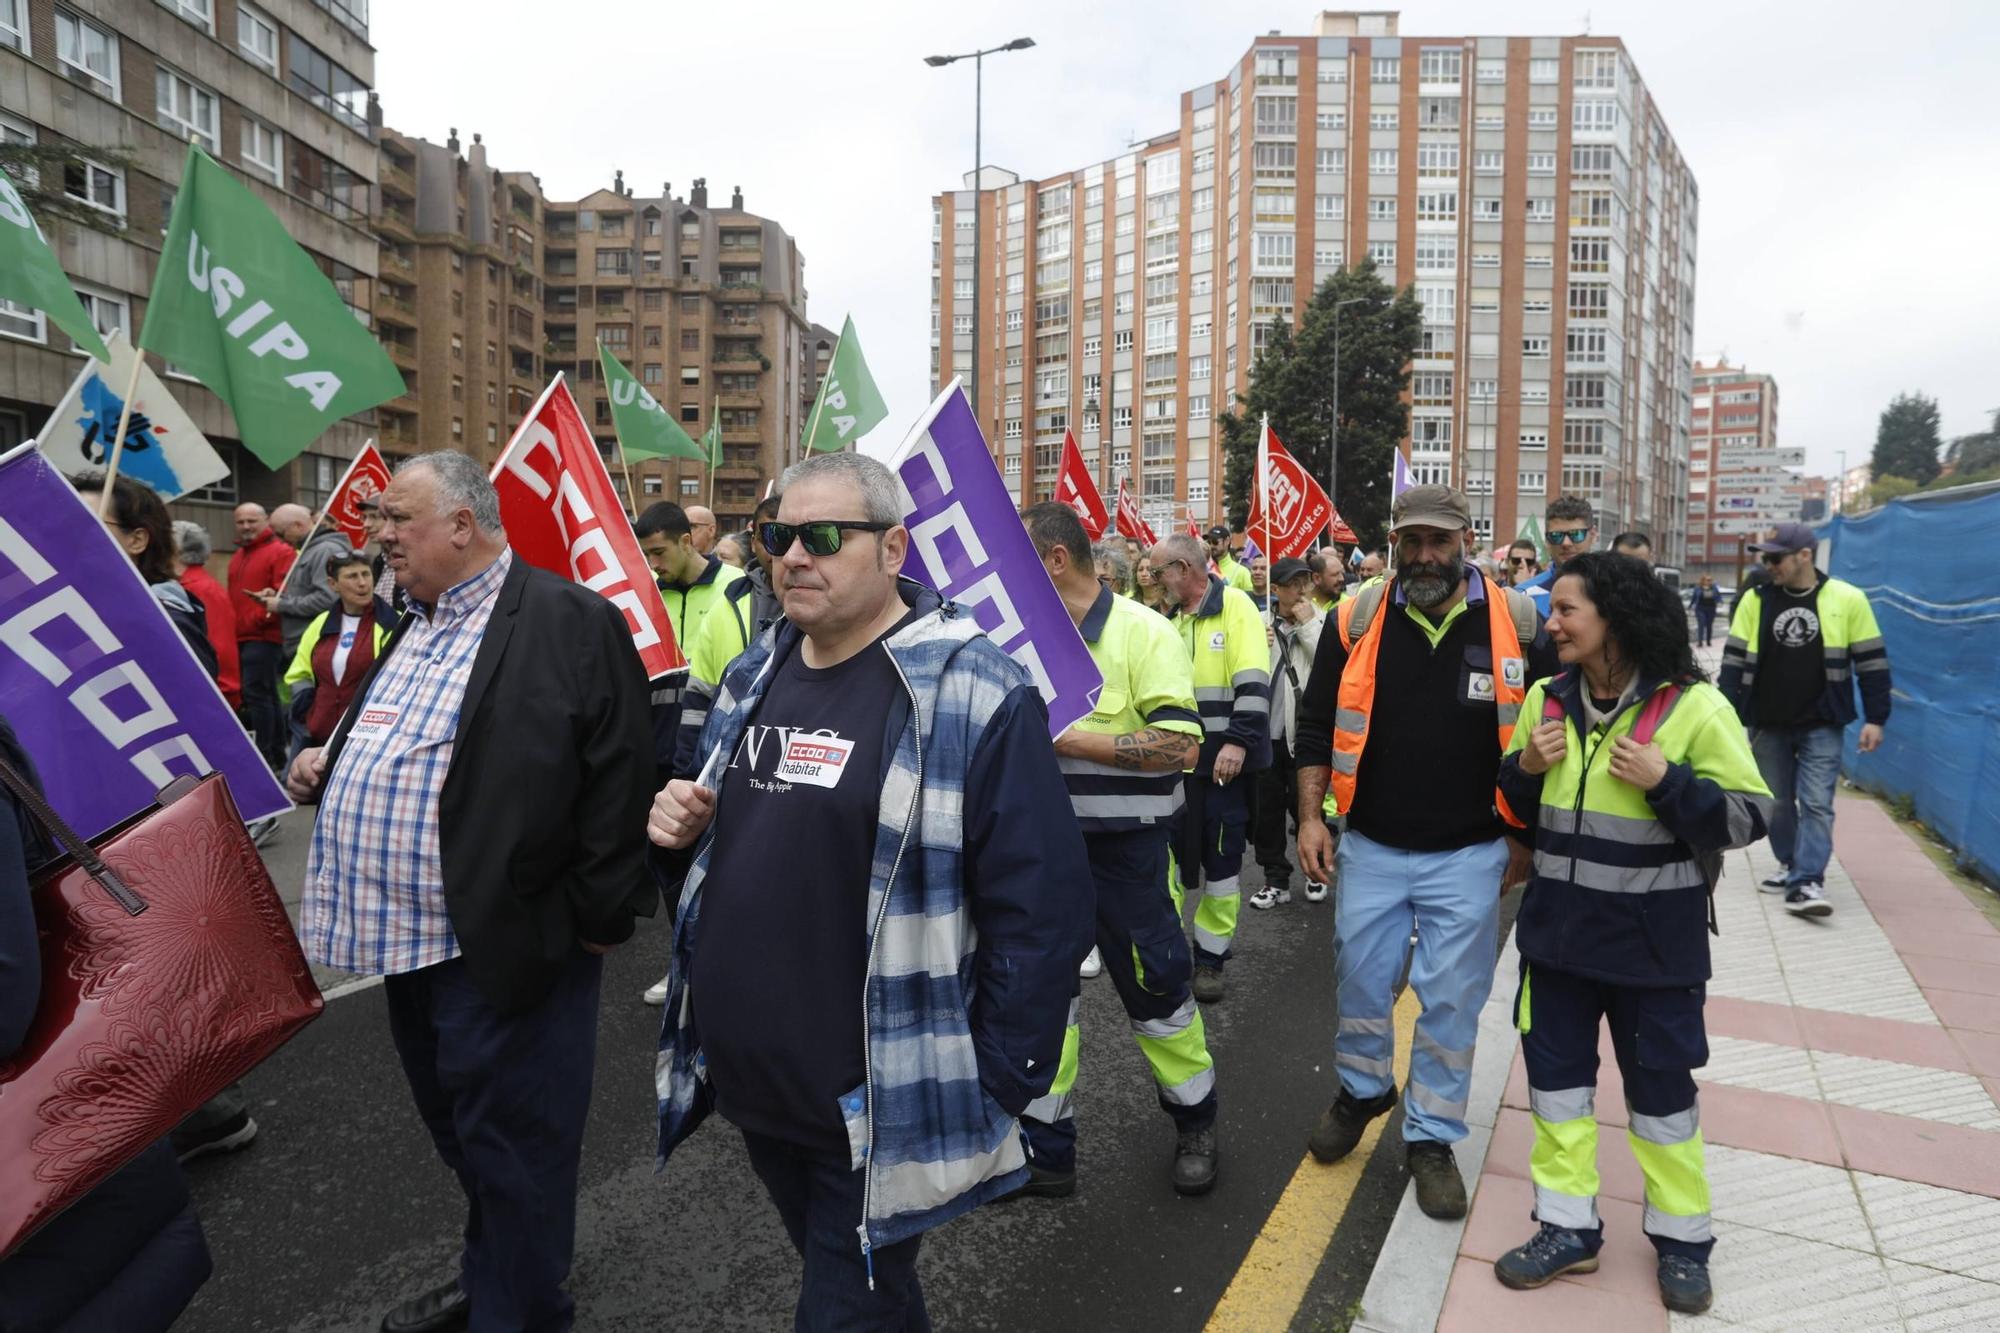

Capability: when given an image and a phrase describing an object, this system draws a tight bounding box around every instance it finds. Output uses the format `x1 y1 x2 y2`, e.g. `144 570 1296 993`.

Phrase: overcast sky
377 0 2000 478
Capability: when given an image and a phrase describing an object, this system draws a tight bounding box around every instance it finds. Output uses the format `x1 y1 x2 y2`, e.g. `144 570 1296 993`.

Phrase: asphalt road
181 814 1477 1332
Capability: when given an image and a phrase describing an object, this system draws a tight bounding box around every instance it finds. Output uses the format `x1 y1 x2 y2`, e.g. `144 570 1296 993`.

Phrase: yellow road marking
1203 987 1420 1332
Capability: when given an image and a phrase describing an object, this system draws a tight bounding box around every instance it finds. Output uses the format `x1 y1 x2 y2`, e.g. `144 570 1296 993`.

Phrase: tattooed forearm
1111 727 1201 773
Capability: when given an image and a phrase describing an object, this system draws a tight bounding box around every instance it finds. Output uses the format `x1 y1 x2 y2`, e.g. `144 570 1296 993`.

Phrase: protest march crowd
0 149 1897 1333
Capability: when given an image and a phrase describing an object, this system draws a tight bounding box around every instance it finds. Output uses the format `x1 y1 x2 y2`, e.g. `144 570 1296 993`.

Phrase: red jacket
178 564 242 707
227 528 293 644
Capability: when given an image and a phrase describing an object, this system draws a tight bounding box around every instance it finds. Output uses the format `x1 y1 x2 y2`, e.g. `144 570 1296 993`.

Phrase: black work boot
1656 1254 1714 1314
1306 1086 1398 1163
1172 1126 1219 1196
1406 1140 1468 1219
1192 964 1226 1004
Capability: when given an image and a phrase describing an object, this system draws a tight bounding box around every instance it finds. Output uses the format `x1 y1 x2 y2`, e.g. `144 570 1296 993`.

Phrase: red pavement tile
1868 905 1991 933
1984 1077 2000 1109
1792 1005 1972 1072
1829 1102 2000 1199
1953 1028 2000 1078
1879 925 2000 968
1924 986 2000 1035
1437 1256 1668 1333
1696 1083 1845 1168
1905 953 2000 998
1704 995 1805 1048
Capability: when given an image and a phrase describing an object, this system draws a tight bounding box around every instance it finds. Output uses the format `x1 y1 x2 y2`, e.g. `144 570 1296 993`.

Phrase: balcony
377 204 415 241
379 159 415 199
383 339 418 370
546 340 578 359
375 292 416 328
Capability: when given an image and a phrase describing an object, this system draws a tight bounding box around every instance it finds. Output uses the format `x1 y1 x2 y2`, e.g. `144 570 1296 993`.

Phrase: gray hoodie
274 528 354 656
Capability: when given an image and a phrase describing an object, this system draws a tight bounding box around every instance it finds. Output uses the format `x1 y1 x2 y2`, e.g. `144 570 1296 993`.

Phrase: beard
1398 556 1462 610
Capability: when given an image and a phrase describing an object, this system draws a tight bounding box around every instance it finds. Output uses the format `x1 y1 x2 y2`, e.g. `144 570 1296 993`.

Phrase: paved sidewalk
1356 792 2000 1332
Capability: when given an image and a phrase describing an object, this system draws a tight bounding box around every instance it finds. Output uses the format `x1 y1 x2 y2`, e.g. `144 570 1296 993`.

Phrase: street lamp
926 37 1036 433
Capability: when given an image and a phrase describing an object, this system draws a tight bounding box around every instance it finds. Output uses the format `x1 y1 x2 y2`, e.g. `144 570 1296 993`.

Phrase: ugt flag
599 342 706 462
1052 429 1108 539
38 330 228 500
492 377 684 679
1114 479 1158 546
862 381 1101 737
320 441 390 548
141 144 404 467
0 445 289 838
0 164 109 362
1246 421 1333 561
800 315 889 453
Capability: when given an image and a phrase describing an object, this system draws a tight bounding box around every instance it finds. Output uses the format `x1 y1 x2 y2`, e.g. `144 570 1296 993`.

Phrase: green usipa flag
0 168 109 361
599 342 706 461
800 315 888 452
1518 514 1546 562
702 411 722 467
141 145 404 467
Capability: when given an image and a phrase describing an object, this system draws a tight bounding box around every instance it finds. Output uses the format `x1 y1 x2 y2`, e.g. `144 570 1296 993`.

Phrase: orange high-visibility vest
1329 576 1529 814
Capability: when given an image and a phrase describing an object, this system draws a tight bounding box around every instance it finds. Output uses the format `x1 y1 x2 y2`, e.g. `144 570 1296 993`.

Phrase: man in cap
1719 522 1890 918
1294 485 1558 1219
1205 526 1255 595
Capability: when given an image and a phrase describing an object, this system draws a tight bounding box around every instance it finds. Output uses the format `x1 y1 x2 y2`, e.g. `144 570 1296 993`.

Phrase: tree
1871 392 1943 486
1945 408 2000 478
0 143 139 236
1866 474 1919 508
1217 260 1421 548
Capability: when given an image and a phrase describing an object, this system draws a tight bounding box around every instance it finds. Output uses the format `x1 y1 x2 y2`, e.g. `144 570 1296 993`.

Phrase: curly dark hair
73 469 176 585
1553 551 1703 685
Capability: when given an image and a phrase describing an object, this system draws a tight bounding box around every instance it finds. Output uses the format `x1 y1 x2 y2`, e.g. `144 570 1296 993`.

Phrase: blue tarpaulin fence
1824 483 2000 883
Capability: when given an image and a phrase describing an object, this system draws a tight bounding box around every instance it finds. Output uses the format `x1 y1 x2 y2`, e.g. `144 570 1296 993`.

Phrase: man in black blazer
287 451 652 1333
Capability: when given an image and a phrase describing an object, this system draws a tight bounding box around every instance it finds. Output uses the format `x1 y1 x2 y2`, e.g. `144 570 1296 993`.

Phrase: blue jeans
741 1130 930 1332
1333 831 1507 1144
1750 724 1842 886
237 639 285 768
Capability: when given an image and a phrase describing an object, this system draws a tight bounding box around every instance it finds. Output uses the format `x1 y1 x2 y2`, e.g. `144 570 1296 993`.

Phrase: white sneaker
1303 882 1328 903
1079 946 1103 979
642 975 671 1005
246 816 280 848
1248 885 1292 910
1759 871 1791 894
1785 883 1833 918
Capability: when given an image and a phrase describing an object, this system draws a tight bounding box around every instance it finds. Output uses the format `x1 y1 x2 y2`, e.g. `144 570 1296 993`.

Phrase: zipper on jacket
857 641 926 1291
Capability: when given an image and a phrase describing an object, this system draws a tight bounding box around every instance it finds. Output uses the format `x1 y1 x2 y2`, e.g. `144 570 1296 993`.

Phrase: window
1114 292 1134 316
56 9 120 100
1315 193 1343 221
1316 147 1346 174
1411 373 1453 404
1474 150 1503 176
1518 469 1546 494
1473 196 1502 222
1081 336 1101 358
240 117 282 184
1570 145 1617 180
1369 149 1397 175
0 0 23 52
1316 110 1345 131
1522 336 1550 359
1476 57 1506 84
1190 186 1214 214
1371 57 1400 83
1568 283 1609 320
158 0 213 32
1191 228 1213 255
69 283 126 348
1527 106 1558 130
1525 197 1555 223
63 156 124 219
1414 233 1456 272
952 313 974 336
1113 329 1133 352
1574 48 1619 91
1418 48 1462 83
953 278 973 300
287 33 371 133
1253 231 1294 272
1415 191 1456 223
1252 142 1296 179
1253 95 1298 137
1573 100 1618 136
237 4 279 72
1416 283 1454 324
1468 378 1497 402
1526 152 1556 176
1115 252 1135 276
1565 328 1609 364
156 65 219 149
1318 61 1347 84
1475 109 1504 130
1367 240 1396 266
1314 244 1343 269
1370 110 1399 131
1519 430 1548 449
1416 142 1459 176
1523 296 1552 314
1368 196 1397 221
1188 354 1212 379
1528 58 1558 84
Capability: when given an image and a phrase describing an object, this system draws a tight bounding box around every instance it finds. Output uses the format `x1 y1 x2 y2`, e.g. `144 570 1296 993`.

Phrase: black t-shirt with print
1754 579 1826 727
690 618 910 1160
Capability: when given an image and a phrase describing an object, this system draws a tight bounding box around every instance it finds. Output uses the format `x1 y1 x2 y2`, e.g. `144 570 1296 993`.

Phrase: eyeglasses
1760 550 1795 565
1547 528 1591 546
1508 556 1536 566
758 520 894 558
1158 558 1193 574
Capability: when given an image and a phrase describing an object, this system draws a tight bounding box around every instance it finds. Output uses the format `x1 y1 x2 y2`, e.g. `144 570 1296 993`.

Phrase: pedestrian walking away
649 453 1092 1333
287 451 654 1333
1718 521 1890 918
1020 503 1220 1200
1150 531 1272 1003
1293 484 1558 1221
1494 552 1772 1316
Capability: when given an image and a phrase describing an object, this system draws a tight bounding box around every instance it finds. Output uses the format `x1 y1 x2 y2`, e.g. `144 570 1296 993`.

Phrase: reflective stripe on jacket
1169 575 1271 775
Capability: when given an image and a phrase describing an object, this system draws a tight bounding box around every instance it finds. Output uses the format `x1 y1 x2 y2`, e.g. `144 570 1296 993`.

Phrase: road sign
1713 494 1796 513
1711 480 1806 498
1712 517 1779 535
1715 445 1805 468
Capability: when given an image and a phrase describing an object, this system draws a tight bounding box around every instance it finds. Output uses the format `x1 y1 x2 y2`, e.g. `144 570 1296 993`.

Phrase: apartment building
0 0 381 546
931 9 1698 557
375 135 817 536
1688 357 1781 580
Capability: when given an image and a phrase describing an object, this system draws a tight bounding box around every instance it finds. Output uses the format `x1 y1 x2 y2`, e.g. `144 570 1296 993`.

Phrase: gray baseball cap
1390 484 1471 532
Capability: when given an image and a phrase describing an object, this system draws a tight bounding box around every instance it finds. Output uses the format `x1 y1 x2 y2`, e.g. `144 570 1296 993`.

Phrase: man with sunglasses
1720 522 1890 918
1504 539 1542 588
1516 496 1599 613
1150 531 1272 1003
648 453 1091 1330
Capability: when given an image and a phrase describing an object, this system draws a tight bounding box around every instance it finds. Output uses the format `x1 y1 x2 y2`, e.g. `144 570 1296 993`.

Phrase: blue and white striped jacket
655 581 1093 1260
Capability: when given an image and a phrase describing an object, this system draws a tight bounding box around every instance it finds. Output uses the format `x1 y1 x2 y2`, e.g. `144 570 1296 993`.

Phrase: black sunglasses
758 519 894 558
1760 550 1795 565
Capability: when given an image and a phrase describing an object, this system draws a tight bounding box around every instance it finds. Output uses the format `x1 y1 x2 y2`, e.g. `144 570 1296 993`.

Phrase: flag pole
276 436 376 598
705 393 718 509
95 354 146 519
1259 413 1275 627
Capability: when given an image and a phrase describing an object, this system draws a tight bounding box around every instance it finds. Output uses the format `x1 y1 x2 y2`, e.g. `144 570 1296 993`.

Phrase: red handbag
0 764 323 1258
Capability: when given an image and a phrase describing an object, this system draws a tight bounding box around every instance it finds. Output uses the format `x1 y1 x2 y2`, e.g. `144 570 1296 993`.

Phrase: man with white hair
286 451 654 1333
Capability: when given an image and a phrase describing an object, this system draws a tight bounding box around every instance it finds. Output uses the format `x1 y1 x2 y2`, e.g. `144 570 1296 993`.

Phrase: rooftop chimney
447 126 459 153
614 168 625 196
731 185 743 210
690 178 708 207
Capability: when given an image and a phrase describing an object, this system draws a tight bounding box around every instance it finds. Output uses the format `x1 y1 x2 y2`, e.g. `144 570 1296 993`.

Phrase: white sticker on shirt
1467 672 1495 702
1209 631 1227 651
777 733 856 789
1501 657 1525 689
347 703 402 741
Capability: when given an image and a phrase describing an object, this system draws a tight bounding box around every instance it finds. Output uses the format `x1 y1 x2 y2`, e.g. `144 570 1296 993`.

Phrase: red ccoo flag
319 440 391 549
1246 421 1335 561
1114 478 1159 546
1052 428 1109 539
492 376 685 678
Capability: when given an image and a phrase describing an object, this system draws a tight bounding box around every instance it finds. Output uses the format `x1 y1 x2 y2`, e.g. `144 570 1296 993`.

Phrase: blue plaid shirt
301 551 512 976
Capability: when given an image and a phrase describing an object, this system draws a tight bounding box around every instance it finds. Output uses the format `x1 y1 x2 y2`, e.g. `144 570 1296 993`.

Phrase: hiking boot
1192 964 1225 1004
1656 1254 1714 1313
1248 885 1291 910
1307 1086 1397 1163
1406 1140 1468 1219
1493 1224 1601 1289
1785 883 1833 917
1759 871 1791 893
1172 1126 1219 1196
